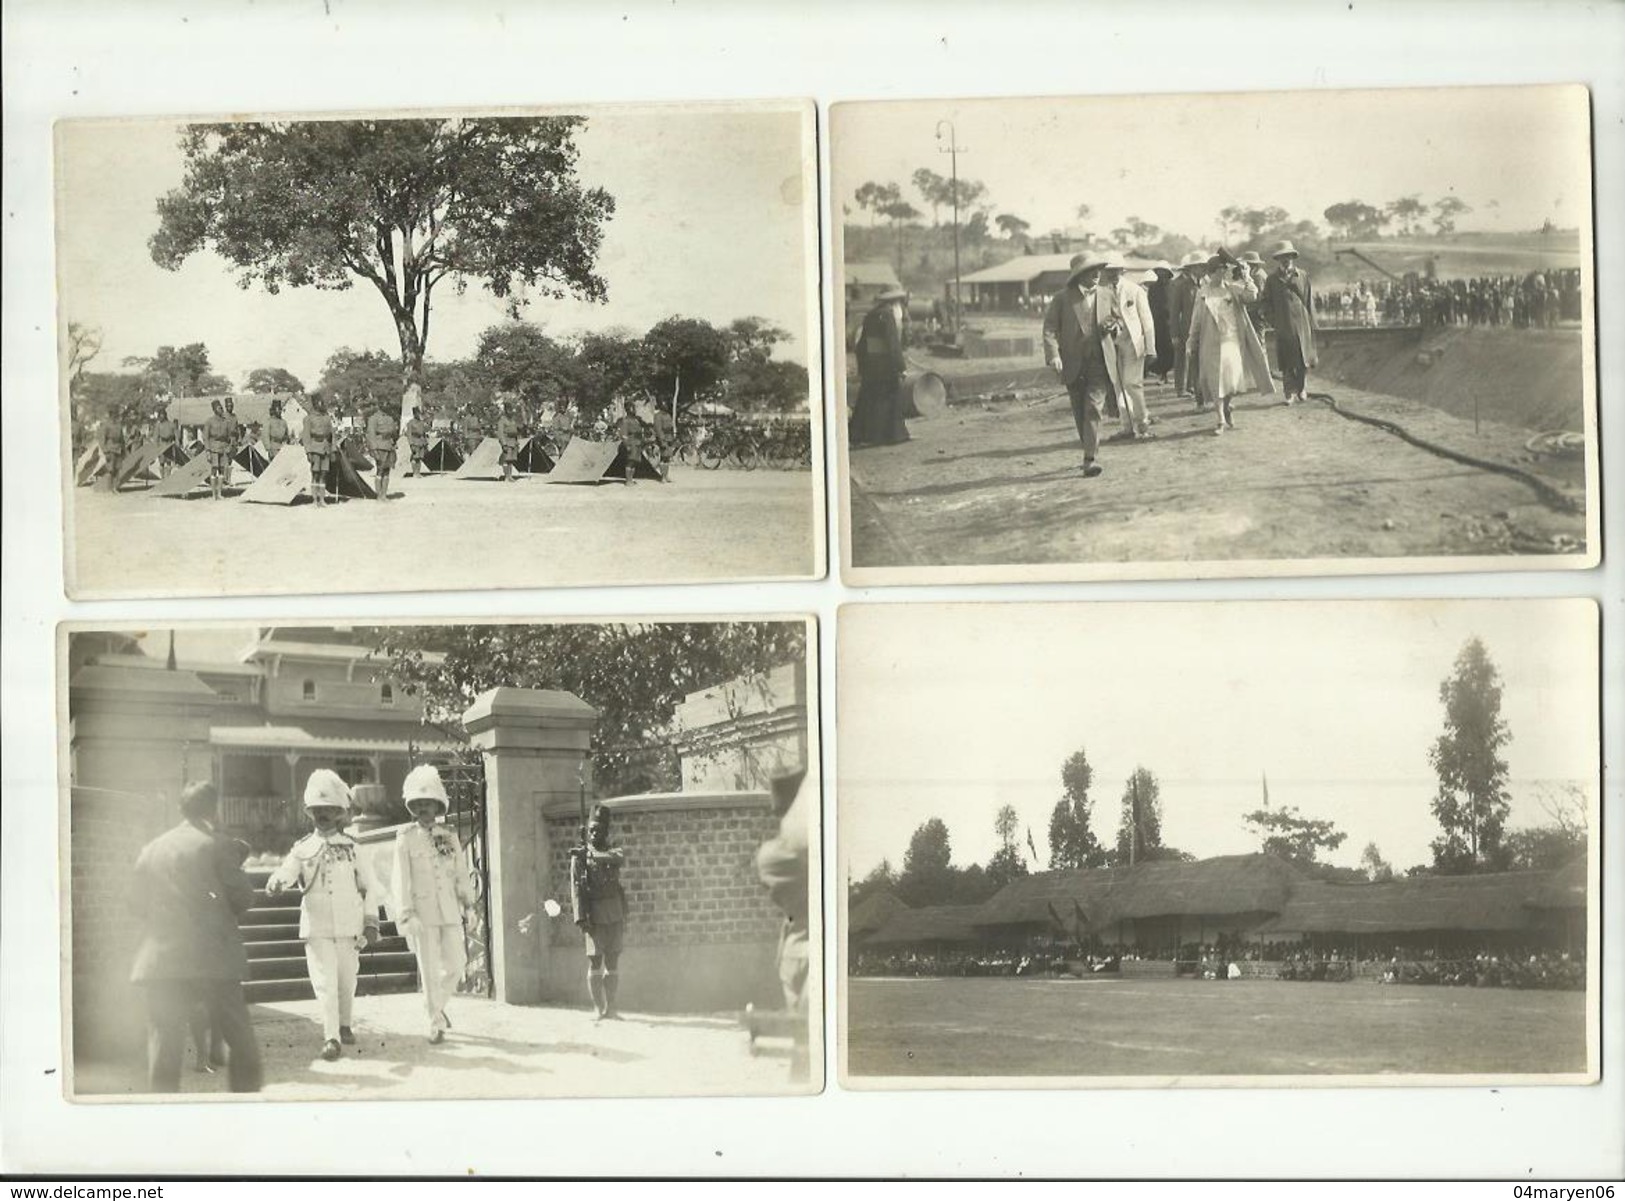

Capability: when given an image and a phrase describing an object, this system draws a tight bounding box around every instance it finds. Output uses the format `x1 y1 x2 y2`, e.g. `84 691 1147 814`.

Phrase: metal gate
438 754 493 998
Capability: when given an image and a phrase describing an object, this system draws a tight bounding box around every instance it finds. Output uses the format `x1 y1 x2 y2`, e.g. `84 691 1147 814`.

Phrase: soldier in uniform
550 401 576 456
96 408 128 492
616 399 646 486
389 764 476 1045
364 401 399 501
129 781 264 1093
265 770 382 1062
495 402 521 483
203 399 235 500
264 399 292 460
153 402 180 479
302 394 336 506
652 404 677 483
404 406 430 477
571 804 628 1020
462 406 484 458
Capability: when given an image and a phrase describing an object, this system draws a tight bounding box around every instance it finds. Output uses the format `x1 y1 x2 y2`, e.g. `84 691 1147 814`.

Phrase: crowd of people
1313 268 1582 329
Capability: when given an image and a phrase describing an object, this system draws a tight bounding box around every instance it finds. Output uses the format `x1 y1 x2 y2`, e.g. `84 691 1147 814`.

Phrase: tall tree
1358 841 1394 882
1428 637 1513 874
879 199 922 274
986 803 1030 890
911 167 948 226
317 348 402 419
67 322 103 391
150 118 613 423
853 181 900 228
994 213 1030 240
1242 803 1348 866
124 342 218 397
1502 784 1586 871
472 322 574 410
1432 196 1472 235
571 329 648 423
1114 766 1163 865
244 366 305 394
1048 748 1106 869
643 317 732 412
850 858 898 908
1386 194 1427 237
898 817 957 906
1322 200 1390 240
367 621 803 795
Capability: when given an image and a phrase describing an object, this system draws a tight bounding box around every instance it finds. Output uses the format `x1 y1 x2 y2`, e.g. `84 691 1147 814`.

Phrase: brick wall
70 786 173 1061
544 800 783 950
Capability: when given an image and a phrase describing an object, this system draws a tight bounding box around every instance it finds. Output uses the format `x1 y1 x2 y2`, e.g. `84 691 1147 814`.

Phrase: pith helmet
303 768 353 812
403 763 450 811
1270 240 1300 260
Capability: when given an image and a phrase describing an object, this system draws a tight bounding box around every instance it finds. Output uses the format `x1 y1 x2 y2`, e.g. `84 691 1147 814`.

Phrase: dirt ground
69 464 820 597
845 976 1588 1079
846 366 1588 572
72 991 805 1103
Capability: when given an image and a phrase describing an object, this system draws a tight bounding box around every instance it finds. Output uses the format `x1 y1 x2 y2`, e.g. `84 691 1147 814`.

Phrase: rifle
568 777 590 926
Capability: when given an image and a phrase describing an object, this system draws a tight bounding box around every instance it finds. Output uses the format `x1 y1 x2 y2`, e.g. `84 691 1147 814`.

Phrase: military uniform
264 414 290 457
496 414 521 465
203 413 235 472
573 809 628 1018
391 819 474 1037
97 416 127 489
365 409 399 472
463 414 484 456
405 415 429 474
303 411 335 479
652 410 677 479
617 412 645 483
268 825 382 1045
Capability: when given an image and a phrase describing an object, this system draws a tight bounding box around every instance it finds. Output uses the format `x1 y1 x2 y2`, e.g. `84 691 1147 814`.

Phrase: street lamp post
936 119 967 341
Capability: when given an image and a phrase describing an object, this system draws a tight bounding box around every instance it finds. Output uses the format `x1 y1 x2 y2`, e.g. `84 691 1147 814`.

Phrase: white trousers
304 936 359 1041
1117 349 1149 433
410 921 467 1032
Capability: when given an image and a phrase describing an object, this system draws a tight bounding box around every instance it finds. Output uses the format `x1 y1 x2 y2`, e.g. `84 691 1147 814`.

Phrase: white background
3 0 1621 1180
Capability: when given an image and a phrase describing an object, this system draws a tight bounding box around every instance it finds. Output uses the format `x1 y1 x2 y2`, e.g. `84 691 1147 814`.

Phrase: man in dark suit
1262 240 1318 404
129 781 263 1093
1169 252 1205 399
1041 256 1118 477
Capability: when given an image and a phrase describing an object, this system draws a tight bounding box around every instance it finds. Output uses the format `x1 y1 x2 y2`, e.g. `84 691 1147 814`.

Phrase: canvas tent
150 452 216 498
233 442 272 478
514 436 556 474
420 436 464 472
240 445 314 505
544 437 662 484
453 437 507 480
74 445 108 487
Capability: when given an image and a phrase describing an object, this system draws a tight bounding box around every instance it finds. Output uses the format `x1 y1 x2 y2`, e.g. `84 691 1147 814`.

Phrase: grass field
845 976 1587 1080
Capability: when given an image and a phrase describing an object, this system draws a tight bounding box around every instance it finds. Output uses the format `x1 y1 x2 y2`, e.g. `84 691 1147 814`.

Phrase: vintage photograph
833 87 1597 582
57 104 822 598
64 617 819 1101
838 600 1597 1086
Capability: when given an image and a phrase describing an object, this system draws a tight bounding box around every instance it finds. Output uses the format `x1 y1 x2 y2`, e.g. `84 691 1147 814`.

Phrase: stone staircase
241 867 418 1004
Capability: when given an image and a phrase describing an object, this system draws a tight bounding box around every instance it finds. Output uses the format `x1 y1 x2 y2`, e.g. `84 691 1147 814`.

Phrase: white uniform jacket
269 830 382 940
391 823 474 928
1112 280 1158 360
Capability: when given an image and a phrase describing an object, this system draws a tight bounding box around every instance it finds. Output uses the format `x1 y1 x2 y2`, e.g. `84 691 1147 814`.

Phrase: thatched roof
849 889 910 938
1526 857 1586 910
1256 870 1558 935
865 904 984 947
975 854 1304 930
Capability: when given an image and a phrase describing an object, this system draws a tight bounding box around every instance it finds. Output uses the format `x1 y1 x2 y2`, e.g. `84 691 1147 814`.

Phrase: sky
838 600 1598 879
56 105 814 389
832 85 1590 246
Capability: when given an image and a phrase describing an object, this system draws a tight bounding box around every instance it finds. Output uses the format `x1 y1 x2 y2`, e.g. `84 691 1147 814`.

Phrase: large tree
853 181 900 228
1242 803 1347 866
367 621 803 796
1386 194 1427 237
317 348 402 419
1432 196 1472 235
986 803 1030 890
1322 199 1390 241
1428 637 1513 874
244 366 305 395
67 322 103 392
898 817 956 906
1114 766 1164 866
473 322 574 411
1048 748 1106 869
124 342 225 397
150 118 614 422
643 316 732 412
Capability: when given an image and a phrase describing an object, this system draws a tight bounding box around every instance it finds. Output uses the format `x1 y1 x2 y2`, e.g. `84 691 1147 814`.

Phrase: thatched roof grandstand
1527 857 1586 910
864 904 984 948
975 854 1303 933
1256 870 1558 936
849 889 911 943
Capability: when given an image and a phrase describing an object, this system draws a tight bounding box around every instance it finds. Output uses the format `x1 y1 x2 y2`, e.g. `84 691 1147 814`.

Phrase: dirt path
70 465 820 598
846 372 1587 573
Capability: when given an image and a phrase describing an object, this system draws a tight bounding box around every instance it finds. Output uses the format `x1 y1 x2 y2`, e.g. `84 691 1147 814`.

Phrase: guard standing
96 408 128 492
203 400 235 501
495 404 521 483
652 405 677 483
264 399 291 460
364 402 399 501
265 770 381 1062
389 765 475 1044
462 407 484 458
550 401 576 455
405 407 430 477
153 403 180 479
302 395 336 506
571 804 628 1020
616 400 645 486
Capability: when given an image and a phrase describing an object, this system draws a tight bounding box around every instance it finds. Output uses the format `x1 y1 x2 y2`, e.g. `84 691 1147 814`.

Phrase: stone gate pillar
462 687 597 1005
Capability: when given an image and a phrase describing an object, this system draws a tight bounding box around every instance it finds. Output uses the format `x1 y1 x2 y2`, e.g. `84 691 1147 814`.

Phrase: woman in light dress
1185 252 1275 434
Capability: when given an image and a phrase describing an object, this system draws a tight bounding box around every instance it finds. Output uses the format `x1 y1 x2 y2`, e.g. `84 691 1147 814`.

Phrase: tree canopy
1242 802 1348 866
245 366 305 394
1049 747 1106 869
1114 766 1164 866
150 118 615 413
365 621 804 795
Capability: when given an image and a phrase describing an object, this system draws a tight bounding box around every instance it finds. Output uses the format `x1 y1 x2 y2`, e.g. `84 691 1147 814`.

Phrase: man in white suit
1102 261 1158 441
390 764 475 1044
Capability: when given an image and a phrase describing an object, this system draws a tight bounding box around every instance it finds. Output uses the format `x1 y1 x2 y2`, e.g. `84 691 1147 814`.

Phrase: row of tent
852 854 1588 949
75 432 662 503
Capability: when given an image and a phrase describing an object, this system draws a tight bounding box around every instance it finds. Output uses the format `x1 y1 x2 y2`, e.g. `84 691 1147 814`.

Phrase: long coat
1186 275 1276 401
129 820 253 984
1262 267 1318 366
1168 274 1199 351
849 304 909 446
1041 285 1123 395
